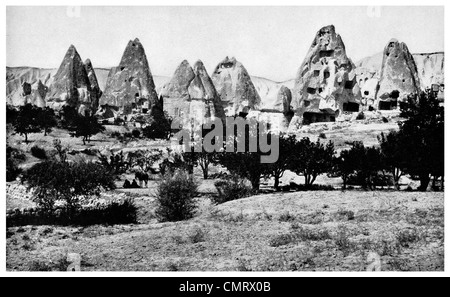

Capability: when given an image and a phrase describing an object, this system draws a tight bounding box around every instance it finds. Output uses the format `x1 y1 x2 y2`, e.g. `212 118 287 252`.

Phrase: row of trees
7 104 173 145
176 90 443 192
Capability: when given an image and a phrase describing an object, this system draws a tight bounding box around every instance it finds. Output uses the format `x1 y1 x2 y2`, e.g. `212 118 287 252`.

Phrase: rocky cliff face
6 67 55 107
84 59 102 111
356 50 443 103
160 60 225 129
211 57 261 116
289 25 361 130
46 45 93 114
413 52 444 89
375 39 421 108
100 38 159 115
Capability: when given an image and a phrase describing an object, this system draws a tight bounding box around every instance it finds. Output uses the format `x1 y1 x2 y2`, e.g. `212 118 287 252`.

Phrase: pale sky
6 6 444 81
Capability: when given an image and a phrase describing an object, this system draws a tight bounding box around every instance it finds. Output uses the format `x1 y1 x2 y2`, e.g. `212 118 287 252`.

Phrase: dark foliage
70 114 105 145
30 145 47 160
12 104 42 142
155 170 198 222
6 199 137 227
7 146 25 182
22 160 116 212
289 138 335 187
213 175 253 204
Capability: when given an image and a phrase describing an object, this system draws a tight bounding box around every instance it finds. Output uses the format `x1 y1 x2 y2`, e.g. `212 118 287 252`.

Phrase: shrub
155 170 198 222
7 146 24 181
30 146 47 160
23 160 116 212
319 132 326 139
131 129 141 138
6 199 137 227
213 175 253 204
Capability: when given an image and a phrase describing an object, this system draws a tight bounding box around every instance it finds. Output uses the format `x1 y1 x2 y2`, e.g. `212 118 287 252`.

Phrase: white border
1 0 448 278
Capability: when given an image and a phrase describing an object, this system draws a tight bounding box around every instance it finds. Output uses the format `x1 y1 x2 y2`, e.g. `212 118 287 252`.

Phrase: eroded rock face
46 45 93 114
289 25 361 130
375 39 420 109
211 57 261 116
188 60 225 125
84 59 102 111
161 60 225 129
100 38 159 115
413 52 444 90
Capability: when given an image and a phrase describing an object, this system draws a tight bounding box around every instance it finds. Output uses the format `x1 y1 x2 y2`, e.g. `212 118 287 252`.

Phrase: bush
23 160 116 212
155 170 198 222
6 199 137 227
30 145 47 159
213 175 253 204
7 146 25 181
131 129 141 138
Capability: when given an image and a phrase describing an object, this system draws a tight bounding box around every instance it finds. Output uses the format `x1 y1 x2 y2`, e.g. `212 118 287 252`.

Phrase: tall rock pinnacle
289 25 361 129
100 38 159 114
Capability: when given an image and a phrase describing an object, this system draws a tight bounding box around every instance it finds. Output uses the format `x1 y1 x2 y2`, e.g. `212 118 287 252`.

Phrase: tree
13 104 42 143
332 149 355 190
290 138 335 187
71 114 105 145
36 107 57 136
23 160 116 214
338 142 387 190
396 90 444 191
6 105 18 124
127 149 163 172
142 110 172 140
378 131 408 190
261 133 297 190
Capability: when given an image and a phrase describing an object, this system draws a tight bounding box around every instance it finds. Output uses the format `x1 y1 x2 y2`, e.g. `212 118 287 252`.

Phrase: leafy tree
13 104 42 143
127 149 163 172
23 160 116 214
397 90 444 191
71 114 105 145
261 133 297 190
378 131 408 190
36 107 57 136
215 122 271 191
332 149 354 190
289 138 335 187
338 142 387 190
142 110 172 140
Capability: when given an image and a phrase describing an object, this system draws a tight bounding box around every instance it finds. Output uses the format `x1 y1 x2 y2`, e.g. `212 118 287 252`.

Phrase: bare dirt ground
5 119 444 272
6 189 444 271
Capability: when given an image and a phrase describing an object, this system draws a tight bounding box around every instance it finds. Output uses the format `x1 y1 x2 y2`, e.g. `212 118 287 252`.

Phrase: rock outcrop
84 59 102 111
161 60 225 129
289 25 361 130
46 45 94 114
6 67 55 107
413 52 444 90
356 51 444 93
375 39 421 109
99 38 159 115
211 57 261 116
